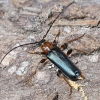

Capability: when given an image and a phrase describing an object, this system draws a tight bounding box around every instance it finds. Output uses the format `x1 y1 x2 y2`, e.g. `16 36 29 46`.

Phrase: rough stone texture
0 0 100 100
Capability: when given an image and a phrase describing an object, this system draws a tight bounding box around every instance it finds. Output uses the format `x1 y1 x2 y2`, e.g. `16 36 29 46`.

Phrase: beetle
0 1 86 96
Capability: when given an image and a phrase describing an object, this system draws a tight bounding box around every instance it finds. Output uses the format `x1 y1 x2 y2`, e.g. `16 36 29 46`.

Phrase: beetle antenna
0 1 74 64
0 42 38 64
42 1 74 39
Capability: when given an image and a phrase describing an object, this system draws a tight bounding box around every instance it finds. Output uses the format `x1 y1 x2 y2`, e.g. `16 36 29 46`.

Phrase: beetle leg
66 48 88 56
73 48 88 55
60 34 85 51
53 30 60 46
62 75 72 96
57 69 63 78
67 33 85 44
60 43 68 50
57 70 72 96
24 58 48 86
79 73 85 80
28 51 45 55
52 92 59 100
66 49 73 56
53 30 60 42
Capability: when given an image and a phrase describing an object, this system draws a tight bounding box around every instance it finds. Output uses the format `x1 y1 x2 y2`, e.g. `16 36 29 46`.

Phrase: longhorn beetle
0 1 87 96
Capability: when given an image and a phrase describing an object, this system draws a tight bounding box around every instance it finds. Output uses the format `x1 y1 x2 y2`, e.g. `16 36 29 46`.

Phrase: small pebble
16 61 29 75
14 43 20 47
2 55 13 66
16 66 28 76
21 61 29 67
88 54 99 63
8 65 17 74
0 35 3 38
23 47 27 51
64 26 71 33
9 51 16 55
28 35 35 42
28 35 35 40
48 64 54 69
36 71 51 84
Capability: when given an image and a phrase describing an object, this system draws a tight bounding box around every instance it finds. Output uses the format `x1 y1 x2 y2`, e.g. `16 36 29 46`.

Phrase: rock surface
0 0 100 100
